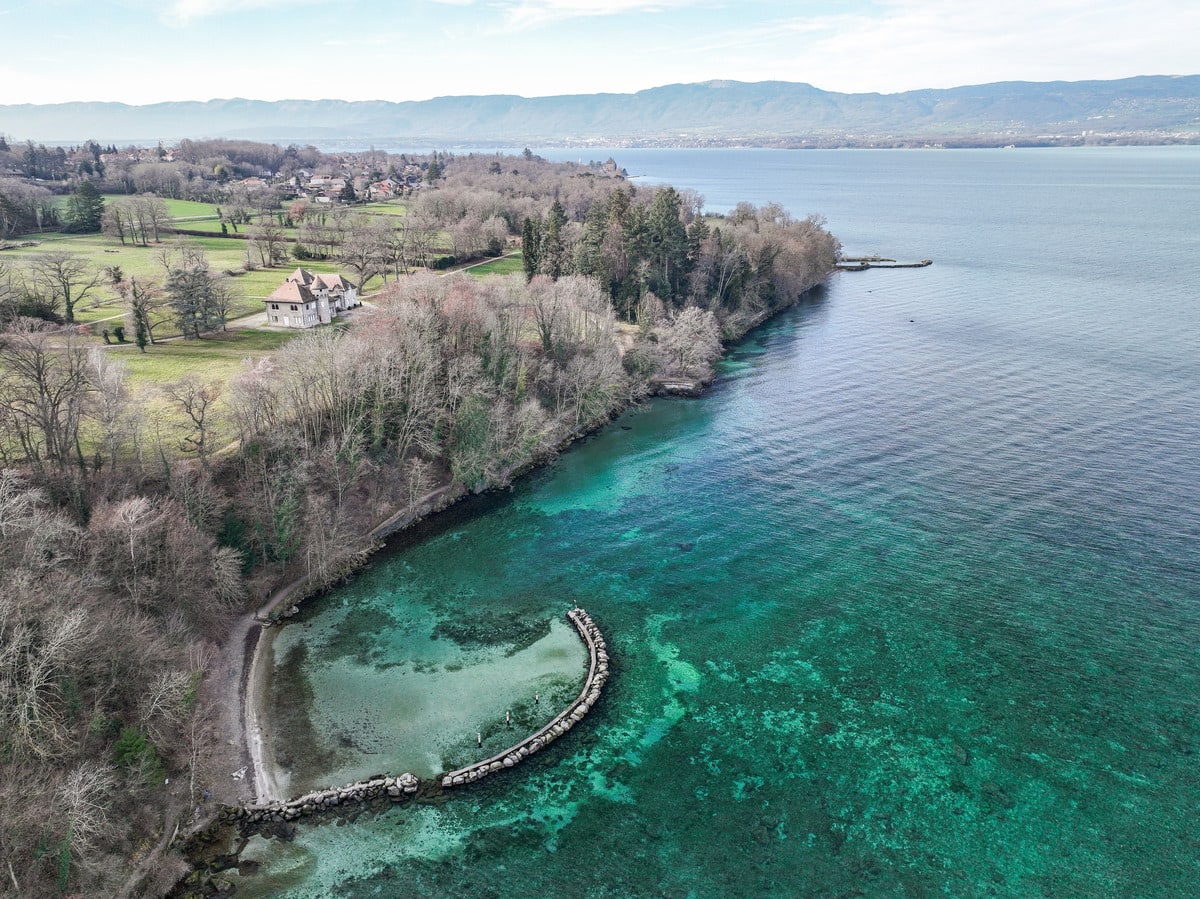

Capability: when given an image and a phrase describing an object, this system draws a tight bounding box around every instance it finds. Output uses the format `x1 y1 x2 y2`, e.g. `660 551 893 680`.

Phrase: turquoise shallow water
238 148 1200 897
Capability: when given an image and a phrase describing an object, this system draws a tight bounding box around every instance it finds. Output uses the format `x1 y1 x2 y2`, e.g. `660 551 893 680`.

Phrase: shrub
112 726 165 783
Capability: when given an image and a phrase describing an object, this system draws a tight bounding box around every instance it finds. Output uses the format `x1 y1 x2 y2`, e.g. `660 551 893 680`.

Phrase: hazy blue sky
2 0 1194 104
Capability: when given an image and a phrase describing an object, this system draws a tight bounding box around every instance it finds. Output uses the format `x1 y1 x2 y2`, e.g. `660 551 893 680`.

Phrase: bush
112 726 165 782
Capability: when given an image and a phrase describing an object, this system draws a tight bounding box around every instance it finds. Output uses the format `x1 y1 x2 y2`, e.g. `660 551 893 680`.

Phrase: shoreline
244 622 280 804
229 275 835 811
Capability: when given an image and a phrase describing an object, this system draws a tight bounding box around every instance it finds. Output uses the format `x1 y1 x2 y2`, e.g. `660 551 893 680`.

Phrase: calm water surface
238 148 1200 897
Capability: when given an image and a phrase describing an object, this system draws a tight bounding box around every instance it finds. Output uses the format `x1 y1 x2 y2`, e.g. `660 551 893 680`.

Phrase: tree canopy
62 179 105 233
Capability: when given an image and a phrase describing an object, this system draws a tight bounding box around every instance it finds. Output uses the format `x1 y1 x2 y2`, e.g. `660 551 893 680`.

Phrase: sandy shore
197 610 258 807
203 576 310 808
243 622 283 804
239 573 319 806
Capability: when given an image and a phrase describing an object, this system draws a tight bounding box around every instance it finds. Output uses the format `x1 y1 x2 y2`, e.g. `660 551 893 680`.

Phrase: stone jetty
836 255 932 271
440 607 610 789
220 773 419 826
222 608 610 828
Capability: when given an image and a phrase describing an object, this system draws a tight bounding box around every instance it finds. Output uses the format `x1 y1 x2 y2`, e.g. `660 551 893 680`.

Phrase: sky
1 0 1196 105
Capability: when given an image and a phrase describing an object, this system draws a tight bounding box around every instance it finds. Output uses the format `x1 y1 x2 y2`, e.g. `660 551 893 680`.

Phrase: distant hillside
3 76 1199 147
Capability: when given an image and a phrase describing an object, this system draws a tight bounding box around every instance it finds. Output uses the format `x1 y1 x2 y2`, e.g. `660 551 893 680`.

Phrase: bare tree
337 215 390 289
89 348 141 469
656 305 722 378
380 224 409 280
0 600 90 758
135 194 172 243
102 199 136 245
249 218 288 267
29 251 103 323
137 669 192 748
0 329 93 470
228 356 281 444
208 273 236 331
153 239 208 277
163 376 222 466
528 275 568 358
56 763 116 874
402 206 439 269
121 275 170 350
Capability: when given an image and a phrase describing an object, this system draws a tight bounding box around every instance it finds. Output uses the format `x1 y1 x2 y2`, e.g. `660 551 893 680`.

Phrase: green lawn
161 198 222 220
171 219 227 233
111 327 298 387
66 328 306 453
112 328 301 445
357 202 408 217
466 253 524 277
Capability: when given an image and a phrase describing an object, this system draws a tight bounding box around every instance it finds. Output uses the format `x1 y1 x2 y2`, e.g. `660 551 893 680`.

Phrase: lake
233 147 1200 897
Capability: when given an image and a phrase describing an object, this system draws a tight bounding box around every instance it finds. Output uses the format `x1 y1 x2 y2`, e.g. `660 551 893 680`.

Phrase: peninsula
0 143 839 896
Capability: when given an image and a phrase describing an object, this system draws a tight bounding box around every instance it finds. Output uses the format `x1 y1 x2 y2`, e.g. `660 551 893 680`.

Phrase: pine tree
521 217 541 281
646 187 690 302
539 200 568 280
63 180 105 233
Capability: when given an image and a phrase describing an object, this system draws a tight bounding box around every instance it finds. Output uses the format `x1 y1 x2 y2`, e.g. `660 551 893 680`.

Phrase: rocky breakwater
220 773 419 826
441 607 610 788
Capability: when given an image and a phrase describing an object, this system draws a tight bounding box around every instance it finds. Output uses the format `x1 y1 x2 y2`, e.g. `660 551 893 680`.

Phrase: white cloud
704 0 1200 93
162 0 325 26
500 0 701 30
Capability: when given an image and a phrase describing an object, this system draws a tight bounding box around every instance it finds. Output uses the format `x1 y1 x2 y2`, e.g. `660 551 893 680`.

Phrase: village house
264 268 360 329
367 177 400 199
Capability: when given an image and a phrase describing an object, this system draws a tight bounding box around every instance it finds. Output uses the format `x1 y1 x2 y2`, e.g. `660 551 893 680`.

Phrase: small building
264 268 360 329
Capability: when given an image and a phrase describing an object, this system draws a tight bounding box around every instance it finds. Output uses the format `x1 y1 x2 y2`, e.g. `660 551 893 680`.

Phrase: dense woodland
0 142 838 896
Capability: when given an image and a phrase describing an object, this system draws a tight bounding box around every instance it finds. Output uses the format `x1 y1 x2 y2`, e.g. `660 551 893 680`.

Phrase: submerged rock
981 781 1015 809
952 741 971 766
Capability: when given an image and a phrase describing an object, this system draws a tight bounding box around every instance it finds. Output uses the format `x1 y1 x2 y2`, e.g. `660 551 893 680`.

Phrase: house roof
285 267 315 286
267 281 316 305
314 273 353 291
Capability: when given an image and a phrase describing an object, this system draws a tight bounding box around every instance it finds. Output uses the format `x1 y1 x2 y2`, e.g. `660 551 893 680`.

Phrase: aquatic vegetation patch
431 609 551 656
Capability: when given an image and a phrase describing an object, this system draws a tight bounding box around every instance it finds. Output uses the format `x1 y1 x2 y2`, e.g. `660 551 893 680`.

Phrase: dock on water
836 255 933 271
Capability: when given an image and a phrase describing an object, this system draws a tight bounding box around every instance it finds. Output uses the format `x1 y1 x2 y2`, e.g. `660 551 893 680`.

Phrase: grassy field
111 327 297 387
160 197 222 220
358 202 408 217
465 252 524 277
105 328 303 449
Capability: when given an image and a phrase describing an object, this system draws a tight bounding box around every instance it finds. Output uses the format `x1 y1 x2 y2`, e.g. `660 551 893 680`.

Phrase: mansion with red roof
265 268 360 328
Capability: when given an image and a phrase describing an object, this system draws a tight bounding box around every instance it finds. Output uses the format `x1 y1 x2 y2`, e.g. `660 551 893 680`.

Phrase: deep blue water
237 147 1200 897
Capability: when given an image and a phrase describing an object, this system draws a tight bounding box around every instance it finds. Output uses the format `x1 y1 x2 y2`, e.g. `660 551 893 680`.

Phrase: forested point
0 140 838 896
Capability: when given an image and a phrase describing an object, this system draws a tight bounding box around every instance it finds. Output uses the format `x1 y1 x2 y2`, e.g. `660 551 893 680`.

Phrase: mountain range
3 76 1199 147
